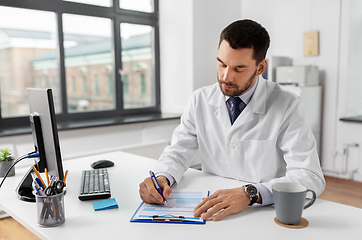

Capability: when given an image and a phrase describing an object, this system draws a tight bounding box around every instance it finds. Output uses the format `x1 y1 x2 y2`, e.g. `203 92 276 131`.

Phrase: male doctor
139 19 325 221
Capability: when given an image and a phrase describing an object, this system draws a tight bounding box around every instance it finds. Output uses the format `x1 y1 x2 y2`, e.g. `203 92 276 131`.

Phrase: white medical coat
154 77 325 196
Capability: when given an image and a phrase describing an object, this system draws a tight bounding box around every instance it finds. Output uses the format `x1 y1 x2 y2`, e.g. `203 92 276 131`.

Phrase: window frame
0 0 160 131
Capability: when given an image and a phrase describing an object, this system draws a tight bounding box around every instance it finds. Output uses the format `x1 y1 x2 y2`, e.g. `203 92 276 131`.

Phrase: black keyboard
78 169 111 201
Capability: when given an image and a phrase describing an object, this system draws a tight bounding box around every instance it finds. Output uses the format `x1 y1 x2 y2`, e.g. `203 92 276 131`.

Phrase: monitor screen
27 88 64 180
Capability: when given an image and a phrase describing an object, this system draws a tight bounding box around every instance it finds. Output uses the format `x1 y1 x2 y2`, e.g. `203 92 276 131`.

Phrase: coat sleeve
261 97 326 198
153 92 199 185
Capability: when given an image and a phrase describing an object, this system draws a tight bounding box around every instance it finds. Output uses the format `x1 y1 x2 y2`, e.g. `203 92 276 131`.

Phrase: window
120 0 154 13
94 76 99 95
65 0 112 7
0 7 59 117
343 0 362 119
140 74 146 96
107 75 113 95
121 23 155 109
63 14 113 113
123 74 129 94
0 0 160 131
72 77 76 93
82 77 87 93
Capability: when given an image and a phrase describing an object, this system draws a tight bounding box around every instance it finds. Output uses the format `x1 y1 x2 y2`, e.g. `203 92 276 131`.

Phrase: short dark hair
219 19 270 65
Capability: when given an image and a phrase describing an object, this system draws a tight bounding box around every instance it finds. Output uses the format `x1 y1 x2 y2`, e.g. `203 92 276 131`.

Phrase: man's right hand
139 176 172 205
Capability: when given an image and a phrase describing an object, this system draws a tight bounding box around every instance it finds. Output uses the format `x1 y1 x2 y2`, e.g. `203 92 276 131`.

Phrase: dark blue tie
230 97 245 124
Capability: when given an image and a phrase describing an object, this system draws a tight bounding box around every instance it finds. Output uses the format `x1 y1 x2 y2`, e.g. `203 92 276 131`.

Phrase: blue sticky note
93 198 118 211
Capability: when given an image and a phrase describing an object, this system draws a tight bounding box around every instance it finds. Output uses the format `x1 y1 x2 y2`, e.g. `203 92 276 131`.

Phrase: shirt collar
224 76 259 104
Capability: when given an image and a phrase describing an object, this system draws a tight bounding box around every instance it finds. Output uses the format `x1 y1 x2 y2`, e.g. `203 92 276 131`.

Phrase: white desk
1 151 361 239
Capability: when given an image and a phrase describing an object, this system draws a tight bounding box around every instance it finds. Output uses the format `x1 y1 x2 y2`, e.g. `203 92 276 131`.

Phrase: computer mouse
91 160 114 169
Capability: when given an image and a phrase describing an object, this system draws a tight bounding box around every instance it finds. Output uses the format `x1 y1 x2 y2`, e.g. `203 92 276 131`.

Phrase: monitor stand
16 165 36 202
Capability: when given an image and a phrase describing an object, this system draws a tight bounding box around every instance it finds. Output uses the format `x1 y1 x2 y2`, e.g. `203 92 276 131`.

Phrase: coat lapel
208 76 267 131
250 76 267 115
230 76 267 129
209 85 231 129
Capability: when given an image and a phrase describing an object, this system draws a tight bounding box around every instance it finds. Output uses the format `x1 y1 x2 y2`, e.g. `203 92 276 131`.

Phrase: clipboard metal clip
152 215 185 222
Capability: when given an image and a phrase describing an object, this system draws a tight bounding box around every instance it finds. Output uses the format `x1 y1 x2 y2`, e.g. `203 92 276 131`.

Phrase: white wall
192 0 241 90
159 0 194 114
160 0 241 113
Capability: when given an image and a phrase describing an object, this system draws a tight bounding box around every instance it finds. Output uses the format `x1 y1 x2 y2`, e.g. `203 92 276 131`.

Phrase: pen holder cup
36 192 65 227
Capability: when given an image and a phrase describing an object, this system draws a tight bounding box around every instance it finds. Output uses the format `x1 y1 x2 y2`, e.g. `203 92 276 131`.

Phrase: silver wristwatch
243 184 259 206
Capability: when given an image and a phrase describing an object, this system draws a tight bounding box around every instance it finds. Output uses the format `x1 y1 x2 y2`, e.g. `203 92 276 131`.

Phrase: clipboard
130 189 209 224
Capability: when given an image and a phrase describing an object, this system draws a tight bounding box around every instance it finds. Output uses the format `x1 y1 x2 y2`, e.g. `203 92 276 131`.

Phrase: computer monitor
28 88 64 179
16 88 65 202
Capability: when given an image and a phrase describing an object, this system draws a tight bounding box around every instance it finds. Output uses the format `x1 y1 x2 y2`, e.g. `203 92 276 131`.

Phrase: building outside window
0 8 59 117
107 75 113 95
123 74 129 94
94 76 99 95
0 0 160 131
72 77 76 93
140 74 146 96
82 77 87 93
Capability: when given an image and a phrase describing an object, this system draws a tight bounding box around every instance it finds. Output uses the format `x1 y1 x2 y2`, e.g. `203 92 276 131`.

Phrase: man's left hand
193 187 250 221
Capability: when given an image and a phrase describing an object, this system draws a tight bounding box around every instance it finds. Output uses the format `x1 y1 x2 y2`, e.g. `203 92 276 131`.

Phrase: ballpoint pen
35 177 45 190
34 181 46 197
149 170 167 206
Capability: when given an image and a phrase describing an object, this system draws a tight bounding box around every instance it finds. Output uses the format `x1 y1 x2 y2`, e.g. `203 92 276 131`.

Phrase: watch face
246 186 258 196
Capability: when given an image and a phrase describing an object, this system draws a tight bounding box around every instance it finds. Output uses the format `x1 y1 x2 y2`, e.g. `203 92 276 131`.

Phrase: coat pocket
242 139 279 182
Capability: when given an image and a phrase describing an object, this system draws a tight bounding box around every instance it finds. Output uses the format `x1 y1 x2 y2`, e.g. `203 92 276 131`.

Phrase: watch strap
249 194 258 206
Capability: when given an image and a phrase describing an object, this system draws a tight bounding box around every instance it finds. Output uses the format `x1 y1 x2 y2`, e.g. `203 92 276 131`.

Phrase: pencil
32 166 46 188
45 168 50 187
63 170 68 184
